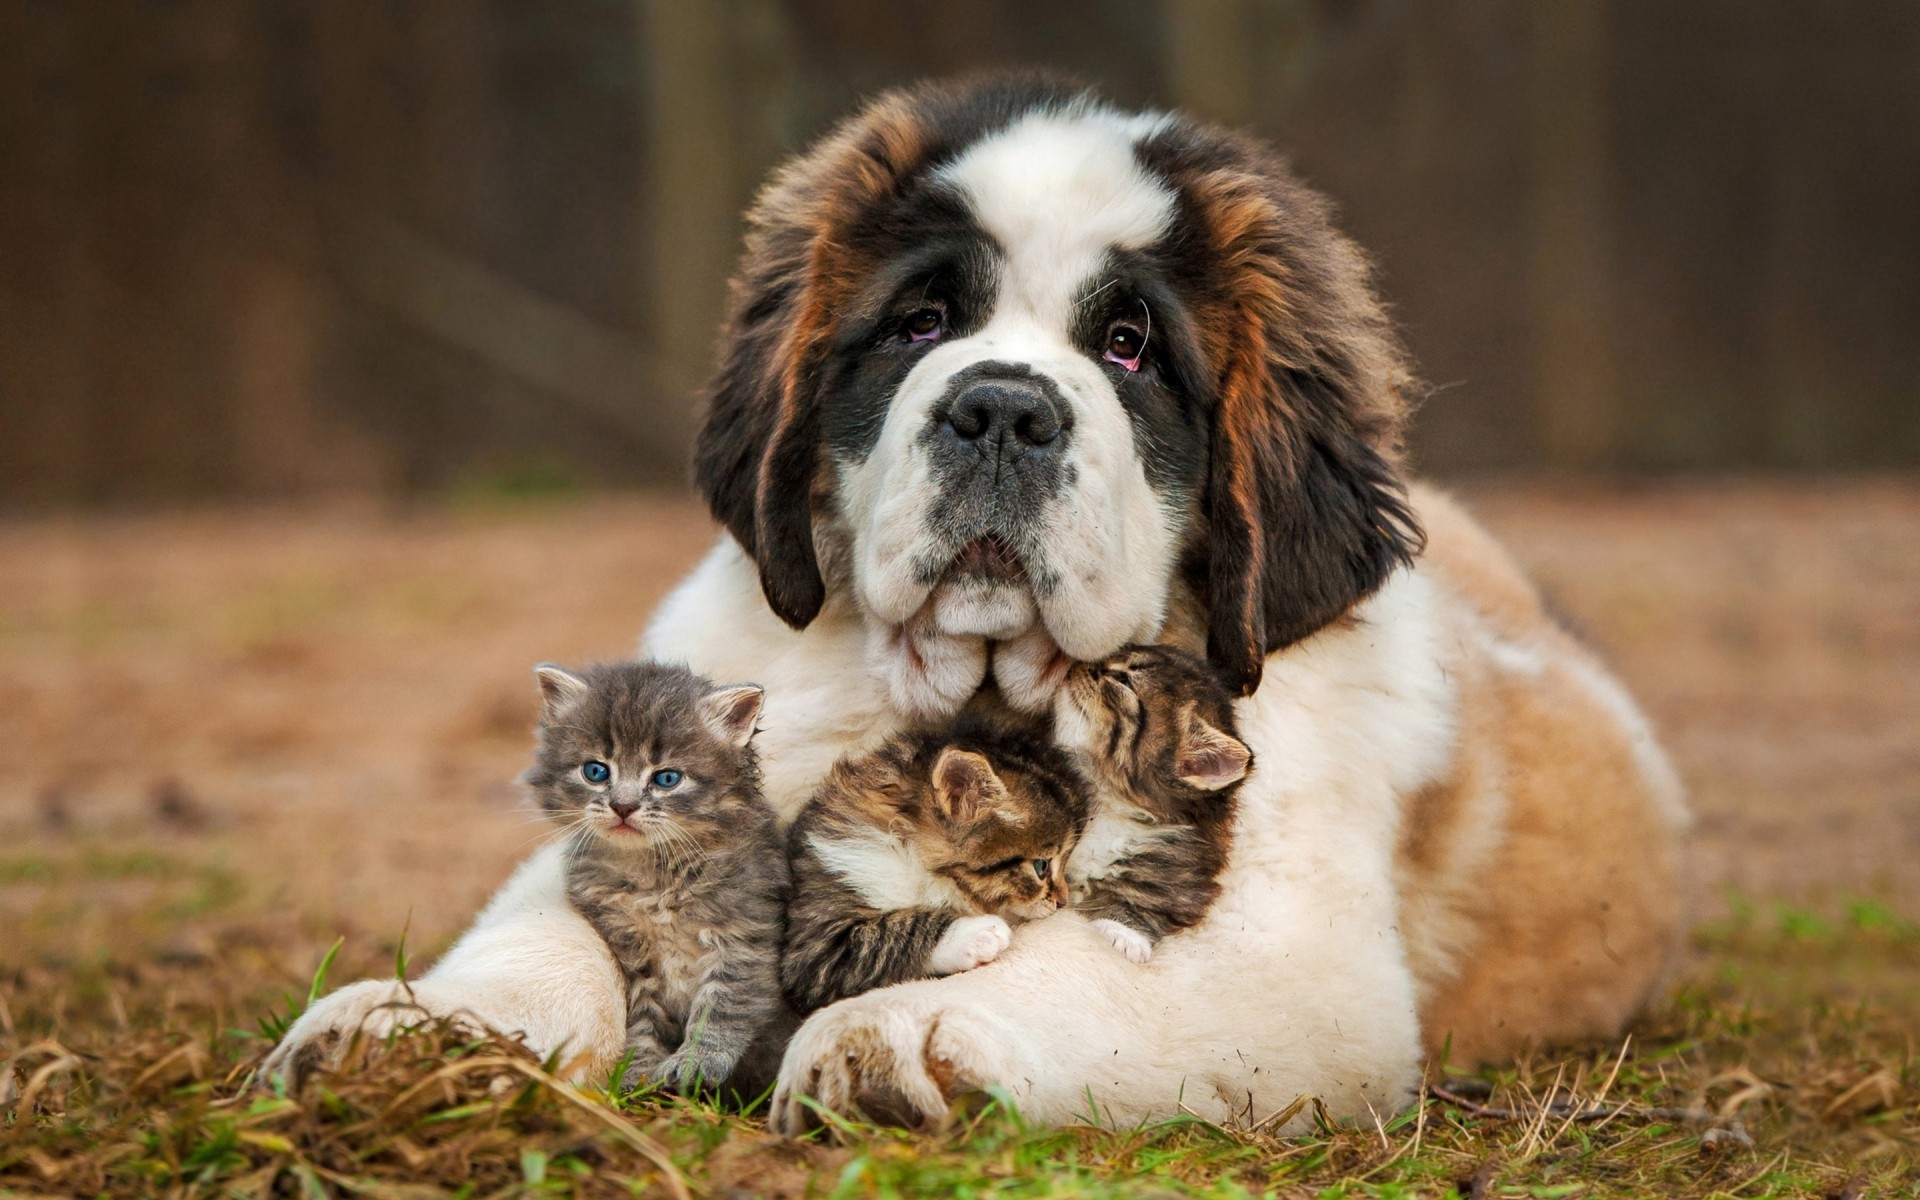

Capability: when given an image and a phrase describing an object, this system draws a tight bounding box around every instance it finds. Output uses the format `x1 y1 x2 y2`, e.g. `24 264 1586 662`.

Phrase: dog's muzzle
926 362 1073 515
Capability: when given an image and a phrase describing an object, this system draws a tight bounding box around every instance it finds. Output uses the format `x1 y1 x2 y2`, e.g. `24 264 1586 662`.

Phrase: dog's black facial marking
1067 254 1209 501
818 192 1001 465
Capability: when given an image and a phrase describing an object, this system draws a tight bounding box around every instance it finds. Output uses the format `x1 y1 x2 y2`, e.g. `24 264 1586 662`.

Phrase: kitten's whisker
520 812 598 855
649 821 708 871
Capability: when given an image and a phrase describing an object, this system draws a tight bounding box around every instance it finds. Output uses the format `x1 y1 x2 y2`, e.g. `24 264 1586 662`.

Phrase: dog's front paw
928 914 1011 975
1090 918 1155 964
769 997 1011 1135
257 979 436 1088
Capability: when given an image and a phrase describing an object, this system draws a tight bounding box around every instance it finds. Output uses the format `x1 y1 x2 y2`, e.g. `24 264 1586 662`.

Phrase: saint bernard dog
266 76 1689 1134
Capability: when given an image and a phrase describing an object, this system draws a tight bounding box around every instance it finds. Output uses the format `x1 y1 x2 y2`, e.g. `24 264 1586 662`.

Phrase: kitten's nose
608 798 640 820
1050 877 1069 906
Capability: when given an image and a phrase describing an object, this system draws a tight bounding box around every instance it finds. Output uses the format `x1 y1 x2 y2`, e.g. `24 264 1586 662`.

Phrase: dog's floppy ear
693 94 930 630
1184 150 1424 696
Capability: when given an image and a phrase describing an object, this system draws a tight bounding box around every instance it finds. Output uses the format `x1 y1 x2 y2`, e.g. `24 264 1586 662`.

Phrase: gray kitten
528 660 788 1095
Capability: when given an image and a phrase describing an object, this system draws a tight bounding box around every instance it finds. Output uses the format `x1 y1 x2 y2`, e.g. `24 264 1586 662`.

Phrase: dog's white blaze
837 109 1186 674
938 107 1176 334
943 111 1184 657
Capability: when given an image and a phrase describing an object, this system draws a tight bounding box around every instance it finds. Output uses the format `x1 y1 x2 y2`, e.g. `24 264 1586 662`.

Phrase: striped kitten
1052 644 1253 963
781 719 1089 1014
529 661 789 1094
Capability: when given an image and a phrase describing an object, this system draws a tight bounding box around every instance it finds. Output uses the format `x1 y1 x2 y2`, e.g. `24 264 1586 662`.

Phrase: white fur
865 610 987 720
758 568 1456 1131
1066 806 1182 900
991 622 1070 714
928 914 1013 975
806 829 960 911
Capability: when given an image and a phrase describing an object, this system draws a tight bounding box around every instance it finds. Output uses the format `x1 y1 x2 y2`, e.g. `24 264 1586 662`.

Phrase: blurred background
3 0 1919 505
1 3 1916 986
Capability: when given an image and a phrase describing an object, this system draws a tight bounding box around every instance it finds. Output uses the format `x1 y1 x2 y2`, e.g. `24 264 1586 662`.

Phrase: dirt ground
3 480 1917 964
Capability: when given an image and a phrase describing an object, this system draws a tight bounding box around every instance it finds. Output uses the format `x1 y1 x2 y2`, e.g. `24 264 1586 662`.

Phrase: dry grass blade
463 1056 694 1200
8 1043 81 1116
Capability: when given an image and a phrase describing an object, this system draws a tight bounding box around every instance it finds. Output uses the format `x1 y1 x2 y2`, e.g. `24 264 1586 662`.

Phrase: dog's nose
608 798 639 820
943 375 1066 454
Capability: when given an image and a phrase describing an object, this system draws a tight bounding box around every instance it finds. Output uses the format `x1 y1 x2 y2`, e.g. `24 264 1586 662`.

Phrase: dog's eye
902 307 944 343
1104 323 1145 371
580 760 611 784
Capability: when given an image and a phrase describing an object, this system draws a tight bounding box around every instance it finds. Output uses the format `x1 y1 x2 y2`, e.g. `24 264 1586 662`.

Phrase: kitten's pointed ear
1176 705 1252 791
698 684 765 747
931 747 1010 825
533 664 589 722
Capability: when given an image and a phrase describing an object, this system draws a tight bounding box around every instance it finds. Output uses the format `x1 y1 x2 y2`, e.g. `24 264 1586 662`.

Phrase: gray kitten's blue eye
581 760 610 784
651 769 683 789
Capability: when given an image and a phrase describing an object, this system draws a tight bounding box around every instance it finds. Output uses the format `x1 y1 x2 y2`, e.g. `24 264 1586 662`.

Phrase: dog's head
695 75 1421 698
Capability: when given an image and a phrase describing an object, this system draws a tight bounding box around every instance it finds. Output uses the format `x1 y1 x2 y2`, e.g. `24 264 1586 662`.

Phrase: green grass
3 895 1915 1198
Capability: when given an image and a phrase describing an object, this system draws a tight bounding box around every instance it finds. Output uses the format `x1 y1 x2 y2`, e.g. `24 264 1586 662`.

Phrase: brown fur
1396 487 1688 1066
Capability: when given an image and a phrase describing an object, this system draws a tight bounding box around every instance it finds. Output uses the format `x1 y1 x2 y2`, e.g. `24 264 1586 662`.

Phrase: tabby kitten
1051 643 1253 963
781 719 1089 1014
529 660 787 1094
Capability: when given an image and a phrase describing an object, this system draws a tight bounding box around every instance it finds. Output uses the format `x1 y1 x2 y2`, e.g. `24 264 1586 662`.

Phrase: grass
4 894 1915 1198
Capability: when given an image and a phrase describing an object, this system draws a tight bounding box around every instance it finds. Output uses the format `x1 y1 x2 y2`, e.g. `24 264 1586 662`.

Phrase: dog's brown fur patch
1398 487 1686 1065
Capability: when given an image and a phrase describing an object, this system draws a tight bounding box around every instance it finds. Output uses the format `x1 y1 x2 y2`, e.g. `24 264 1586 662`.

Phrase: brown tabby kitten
1051 643 1253 963
781 718 1089 1014
529 661 789 1094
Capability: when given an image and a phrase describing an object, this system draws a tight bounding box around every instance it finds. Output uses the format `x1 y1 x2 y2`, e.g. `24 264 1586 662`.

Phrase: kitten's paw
654 1048 737 1095
928 915 1012 975
1090 918 1155 964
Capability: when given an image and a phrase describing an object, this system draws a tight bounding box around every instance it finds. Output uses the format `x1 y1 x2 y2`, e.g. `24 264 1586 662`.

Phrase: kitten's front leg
617 980 679 1092
660 947 780 1094
927 914 1013 974
782 901 1004 1014
617 1030 674 1091
1075 830 1224 963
